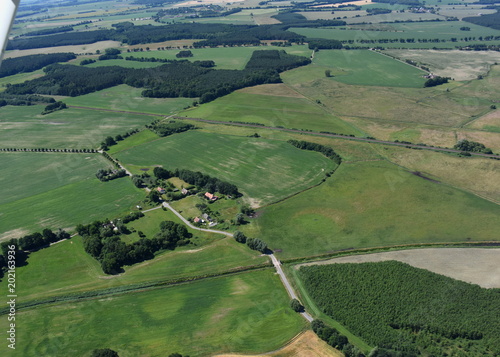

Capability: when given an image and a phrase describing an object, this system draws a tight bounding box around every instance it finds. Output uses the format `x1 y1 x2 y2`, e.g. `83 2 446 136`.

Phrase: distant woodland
5 50 310 103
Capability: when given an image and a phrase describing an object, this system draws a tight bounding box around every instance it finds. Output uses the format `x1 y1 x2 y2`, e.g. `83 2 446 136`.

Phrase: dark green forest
0 52 76 78
299 261 500 356
5 50 310 103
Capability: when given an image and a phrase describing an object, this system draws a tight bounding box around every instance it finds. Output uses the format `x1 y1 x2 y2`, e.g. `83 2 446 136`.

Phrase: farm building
156 187 166 194
204 192 218 201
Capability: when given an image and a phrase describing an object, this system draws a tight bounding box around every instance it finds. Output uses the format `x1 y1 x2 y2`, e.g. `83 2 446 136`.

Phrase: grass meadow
0 211 267 303
0 270 306 357
282 64 493 127
121 45 311 70
0 175 144 240
115 131 337 207
63 84 193 114
182 86 362 135
247 160 500 259
290 21 500 49
0 105 159 149
312 49 427 87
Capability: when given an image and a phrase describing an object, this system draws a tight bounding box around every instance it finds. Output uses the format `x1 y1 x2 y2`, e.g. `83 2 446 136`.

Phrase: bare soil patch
382 49 500 81
237 84 306 98
298 248 500 288
214 330 342 357
0 227 30 242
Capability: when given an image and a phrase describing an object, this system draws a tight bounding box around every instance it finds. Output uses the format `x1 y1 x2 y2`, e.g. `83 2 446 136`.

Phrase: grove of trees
300 261 500 356
287 140 342 164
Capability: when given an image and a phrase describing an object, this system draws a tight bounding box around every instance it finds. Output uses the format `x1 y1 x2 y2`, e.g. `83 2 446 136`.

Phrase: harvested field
214 330 342 357
4 41 121 59
382 49 500 81
297 248 500 288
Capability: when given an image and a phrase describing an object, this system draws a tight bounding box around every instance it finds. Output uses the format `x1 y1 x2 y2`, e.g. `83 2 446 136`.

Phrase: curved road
161 201 313 322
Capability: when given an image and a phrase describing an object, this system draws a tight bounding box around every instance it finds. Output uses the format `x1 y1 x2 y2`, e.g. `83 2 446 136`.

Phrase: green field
0 270 306 356
282 63 494 127
0 153 112 205
313 49 427 87
0 174 144 240
115 131 337 207
182 88 361 135
121 45 311 70
291 21 500 49
0 207 267 302
248 160 500 259
63 84 193 115
0 105 160 149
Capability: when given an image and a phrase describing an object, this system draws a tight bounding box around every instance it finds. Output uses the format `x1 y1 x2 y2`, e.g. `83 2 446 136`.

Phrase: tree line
0 92 56 107
153 167 240 197
454 139 493 154
312 320 365 357
95 168 127 182
78 219 191 274
287 140 342 165
0 228 70 279
0 52 76 78
233 231 268 253
299 261 500 356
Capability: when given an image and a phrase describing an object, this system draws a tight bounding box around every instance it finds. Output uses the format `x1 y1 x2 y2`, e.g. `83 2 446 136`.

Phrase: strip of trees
288 140 342 165
454 139 493 154
95 168 127 182
147 120 195 137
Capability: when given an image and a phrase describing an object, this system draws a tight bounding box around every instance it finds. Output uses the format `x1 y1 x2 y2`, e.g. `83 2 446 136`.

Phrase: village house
204 192 218 201
182 188 189 195
156 187 166 194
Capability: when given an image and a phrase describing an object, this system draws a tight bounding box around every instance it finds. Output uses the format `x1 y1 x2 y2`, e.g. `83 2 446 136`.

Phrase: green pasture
0 210 266 302
122 45 311 70
282 65 490 127
107 130 160 155
0 176 144 239
248 160 500 259
182 9 259 25
0 153 112 205
0 105 160 149
0 69 45 90
292 20 500 48
63 84 193 115
115 131 337 207
313 49 427 87
182 90 361 135
1 270 306 357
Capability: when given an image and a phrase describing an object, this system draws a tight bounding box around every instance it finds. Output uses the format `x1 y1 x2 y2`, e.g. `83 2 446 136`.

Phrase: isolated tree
235 213 245 225
325 69 332 77
290 299 304 312
233 231 247 244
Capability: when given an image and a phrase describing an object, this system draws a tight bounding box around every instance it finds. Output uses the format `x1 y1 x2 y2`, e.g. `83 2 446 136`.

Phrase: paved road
162 201 314 322
270 254 314 322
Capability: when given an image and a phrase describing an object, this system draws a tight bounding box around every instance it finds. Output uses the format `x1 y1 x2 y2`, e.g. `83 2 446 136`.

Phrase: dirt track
297 248 500 288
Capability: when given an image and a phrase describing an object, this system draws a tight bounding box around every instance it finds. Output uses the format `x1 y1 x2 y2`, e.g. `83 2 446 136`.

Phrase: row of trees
233 231 268 253
0 93 56 107
79 219 191 274
41 101 67 115
424 76 450 87
287 140 342 165
299 261 500 356
0 147 97 153
312 320 365 357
